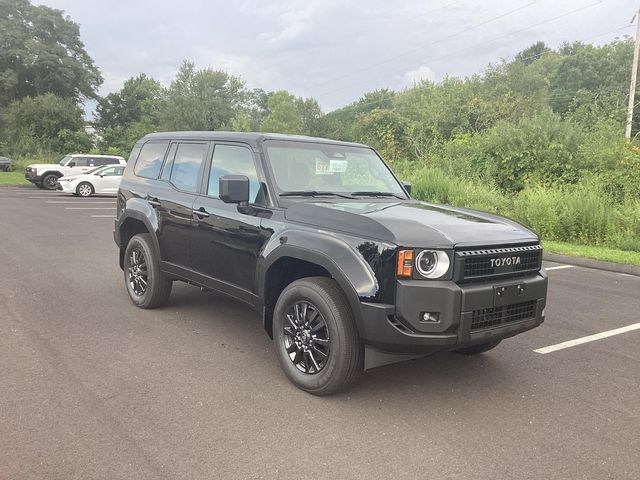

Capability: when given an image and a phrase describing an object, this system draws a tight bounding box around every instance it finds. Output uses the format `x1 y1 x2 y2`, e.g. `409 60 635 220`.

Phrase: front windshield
59 155 72 166
86 166 105 175
264 141 405 197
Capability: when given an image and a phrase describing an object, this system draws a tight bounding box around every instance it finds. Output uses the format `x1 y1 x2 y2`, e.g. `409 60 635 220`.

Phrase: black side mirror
219 175 249 204
68 161 76 167
402 181 412 196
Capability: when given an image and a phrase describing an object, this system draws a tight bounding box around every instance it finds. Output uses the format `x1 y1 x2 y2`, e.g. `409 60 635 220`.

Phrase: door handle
147 197 161 207
193 207 210 218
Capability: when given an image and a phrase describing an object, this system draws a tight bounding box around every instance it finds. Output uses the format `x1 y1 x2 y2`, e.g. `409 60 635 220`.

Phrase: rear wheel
123 233 172 309
41 173 59 190
273 277 362 395
76 182 94 197
455 340 502 355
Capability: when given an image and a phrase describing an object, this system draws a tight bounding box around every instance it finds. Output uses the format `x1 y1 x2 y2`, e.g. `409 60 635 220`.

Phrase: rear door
94 166 124 193
155 141 210 269
190 142 268 299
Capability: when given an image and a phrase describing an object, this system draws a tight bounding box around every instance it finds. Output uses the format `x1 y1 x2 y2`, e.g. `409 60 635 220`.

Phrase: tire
455 340 502 355
76 182 94 197
41 173 59 190
123 233 172 309
273 277 363 395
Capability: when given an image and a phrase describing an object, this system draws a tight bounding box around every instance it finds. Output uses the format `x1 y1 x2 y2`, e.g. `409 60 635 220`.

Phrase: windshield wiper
350 191 404 199
279 190 353 199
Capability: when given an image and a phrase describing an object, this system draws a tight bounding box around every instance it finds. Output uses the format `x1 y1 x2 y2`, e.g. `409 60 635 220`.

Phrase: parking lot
1 185 639 480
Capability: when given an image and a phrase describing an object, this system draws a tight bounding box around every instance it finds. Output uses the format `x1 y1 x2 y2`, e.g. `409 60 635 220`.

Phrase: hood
284 200 538 248
27 163 61 171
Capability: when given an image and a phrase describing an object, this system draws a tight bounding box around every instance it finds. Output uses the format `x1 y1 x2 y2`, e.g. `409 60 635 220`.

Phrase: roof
140 131 369 149
69 154 124 158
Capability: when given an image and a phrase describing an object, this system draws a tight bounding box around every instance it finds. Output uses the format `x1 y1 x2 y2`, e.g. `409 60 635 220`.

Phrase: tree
260 91 301 134
159 61 247 131
94 74 163 154
0 0 102 107
1 93 92 154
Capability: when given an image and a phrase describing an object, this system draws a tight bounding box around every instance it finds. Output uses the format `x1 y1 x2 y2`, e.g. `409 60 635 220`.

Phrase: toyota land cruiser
114 132 548 395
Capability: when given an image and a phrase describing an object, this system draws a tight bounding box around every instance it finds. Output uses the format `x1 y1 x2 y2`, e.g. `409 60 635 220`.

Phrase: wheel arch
117 209 159 270
258 239 377 338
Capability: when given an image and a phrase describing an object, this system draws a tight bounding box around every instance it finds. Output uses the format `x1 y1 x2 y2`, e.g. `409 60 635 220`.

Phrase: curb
544 252 640 277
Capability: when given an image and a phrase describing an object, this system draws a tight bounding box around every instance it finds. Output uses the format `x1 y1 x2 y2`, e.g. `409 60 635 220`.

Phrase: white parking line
534 323 640 354
91 215 116 218
545 265 574 271
45 200 115 204
65 207 114 210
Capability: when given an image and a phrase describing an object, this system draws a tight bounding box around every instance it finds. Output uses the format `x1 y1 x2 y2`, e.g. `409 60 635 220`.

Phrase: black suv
114 132 548 395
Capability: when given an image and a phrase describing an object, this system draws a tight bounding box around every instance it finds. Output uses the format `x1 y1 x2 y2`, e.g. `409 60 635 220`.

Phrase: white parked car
25 154 126 190
57 164 125 197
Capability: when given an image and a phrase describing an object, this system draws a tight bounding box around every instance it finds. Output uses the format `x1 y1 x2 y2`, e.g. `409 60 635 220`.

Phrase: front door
190 143 268 298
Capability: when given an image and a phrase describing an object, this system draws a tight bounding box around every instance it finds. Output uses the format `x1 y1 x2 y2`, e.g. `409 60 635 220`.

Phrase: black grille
457 244 542 282
471 300 537 331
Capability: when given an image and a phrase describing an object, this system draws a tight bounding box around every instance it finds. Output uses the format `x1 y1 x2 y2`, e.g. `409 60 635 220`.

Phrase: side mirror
219 175 249 204
68 161 76 167
402 181 412 196
99 174 105 177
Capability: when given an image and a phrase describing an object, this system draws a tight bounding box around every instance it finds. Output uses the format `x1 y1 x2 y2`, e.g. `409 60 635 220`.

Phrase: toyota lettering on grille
490 256 522 268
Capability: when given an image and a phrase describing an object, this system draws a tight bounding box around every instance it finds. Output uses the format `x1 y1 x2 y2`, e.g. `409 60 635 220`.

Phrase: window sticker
315 158 348 175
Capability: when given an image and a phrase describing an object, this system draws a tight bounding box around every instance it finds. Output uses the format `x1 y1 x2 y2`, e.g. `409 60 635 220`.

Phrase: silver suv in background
25 154 126 189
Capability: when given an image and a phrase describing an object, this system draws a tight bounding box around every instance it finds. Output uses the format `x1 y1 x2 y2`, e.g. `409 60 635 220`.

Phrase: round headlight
415 250 450 279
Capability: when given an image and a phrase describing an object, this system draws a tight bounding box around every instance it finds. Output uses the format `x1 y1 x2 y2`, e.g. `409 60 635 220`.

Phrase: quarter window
208 144 261 202
134 142 169 179
169 142 207 193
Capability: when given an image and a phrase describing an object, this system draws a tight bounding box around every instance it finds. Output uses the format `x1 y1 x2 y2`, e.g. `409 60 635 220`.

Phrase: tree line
1 0 639 251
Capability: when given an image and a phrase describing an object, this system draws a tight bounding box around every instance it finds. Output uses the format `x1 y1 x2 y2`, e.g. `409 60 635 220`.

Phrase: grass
544 240 640 267
0 172 29 185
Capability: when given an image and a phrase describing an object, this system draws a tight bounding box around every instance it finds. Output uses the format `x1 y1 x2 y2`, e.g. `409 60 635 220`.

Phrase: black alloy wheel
42 174 59 190
127 247 148 296
273 277 363 395
123 233 172 309
283 301 331 374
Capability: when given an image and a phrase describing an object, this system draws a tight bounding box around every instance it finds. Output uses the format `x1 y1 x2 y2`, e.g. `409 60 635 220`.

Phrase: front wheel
455 340 502 355
76 182 94 197
273 277 363 396
123 233 172 309
41 173 59 190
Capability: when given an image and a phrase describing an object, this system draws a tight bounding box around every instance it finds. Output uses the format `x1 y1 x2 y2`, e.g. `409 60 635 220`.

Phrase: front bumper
357 272 547 354
57 181 76 193
24 170 42 184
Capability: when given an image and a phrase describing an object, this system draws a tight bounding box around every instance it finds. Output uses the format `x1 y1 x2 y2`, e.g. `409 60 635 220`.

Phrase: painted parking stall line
545 265 574 271
45 201 115 204
534 323 640 354
65 207 115 210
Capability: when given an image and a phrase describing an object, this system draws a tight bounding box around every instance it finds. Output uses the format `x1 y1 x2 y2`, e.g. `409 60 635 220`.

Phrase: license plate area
494 283 526 306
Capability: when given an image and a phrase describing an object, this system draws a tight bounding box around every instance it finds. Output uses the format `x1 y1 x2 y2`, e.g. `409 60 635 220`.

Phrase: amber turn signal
396 249 413 277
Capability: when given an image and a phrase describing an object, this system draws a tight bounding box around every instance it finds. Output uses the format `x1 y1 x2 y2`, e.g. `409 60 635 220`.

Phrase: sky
40 0 637 112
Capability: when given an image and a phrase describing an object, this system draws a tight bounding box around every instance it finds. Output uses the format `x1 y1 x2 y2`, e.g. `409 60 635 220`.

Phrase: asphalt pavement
1 186 639 480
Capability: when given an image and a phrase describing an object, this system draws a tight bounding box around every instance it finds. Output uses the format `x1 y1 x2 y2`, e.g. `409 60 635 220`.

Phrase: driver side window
207 144 261 203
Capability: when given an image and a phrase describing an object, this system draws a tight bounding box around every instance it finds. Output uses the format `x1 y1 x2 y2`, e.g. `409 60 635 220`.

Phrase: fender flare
257 230 380 332
116 198 160 267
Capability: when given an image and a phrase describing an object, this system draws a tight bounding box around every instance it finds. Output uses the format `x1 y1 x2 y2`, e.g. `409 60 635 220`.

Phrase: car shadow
166 283 519 400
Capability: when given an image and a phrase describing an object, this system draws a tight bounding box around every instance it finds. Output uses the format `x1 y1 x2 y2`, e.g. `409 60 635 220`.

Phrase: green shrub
513 185 619 245
410 168 510 214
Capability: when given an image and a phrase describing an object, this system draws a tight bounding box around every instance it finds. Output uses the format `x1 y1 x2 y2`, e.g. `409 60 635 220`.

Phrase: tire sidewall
273 281 352 393
42 174 59 190
124 235 156 308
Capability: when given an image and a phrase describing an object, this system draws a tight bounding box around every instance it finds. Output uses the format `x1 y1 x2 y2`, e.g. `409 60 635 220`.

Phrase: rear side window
134 142 169 179
71 157 89 167
168 142 208 192
208 144 260 202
